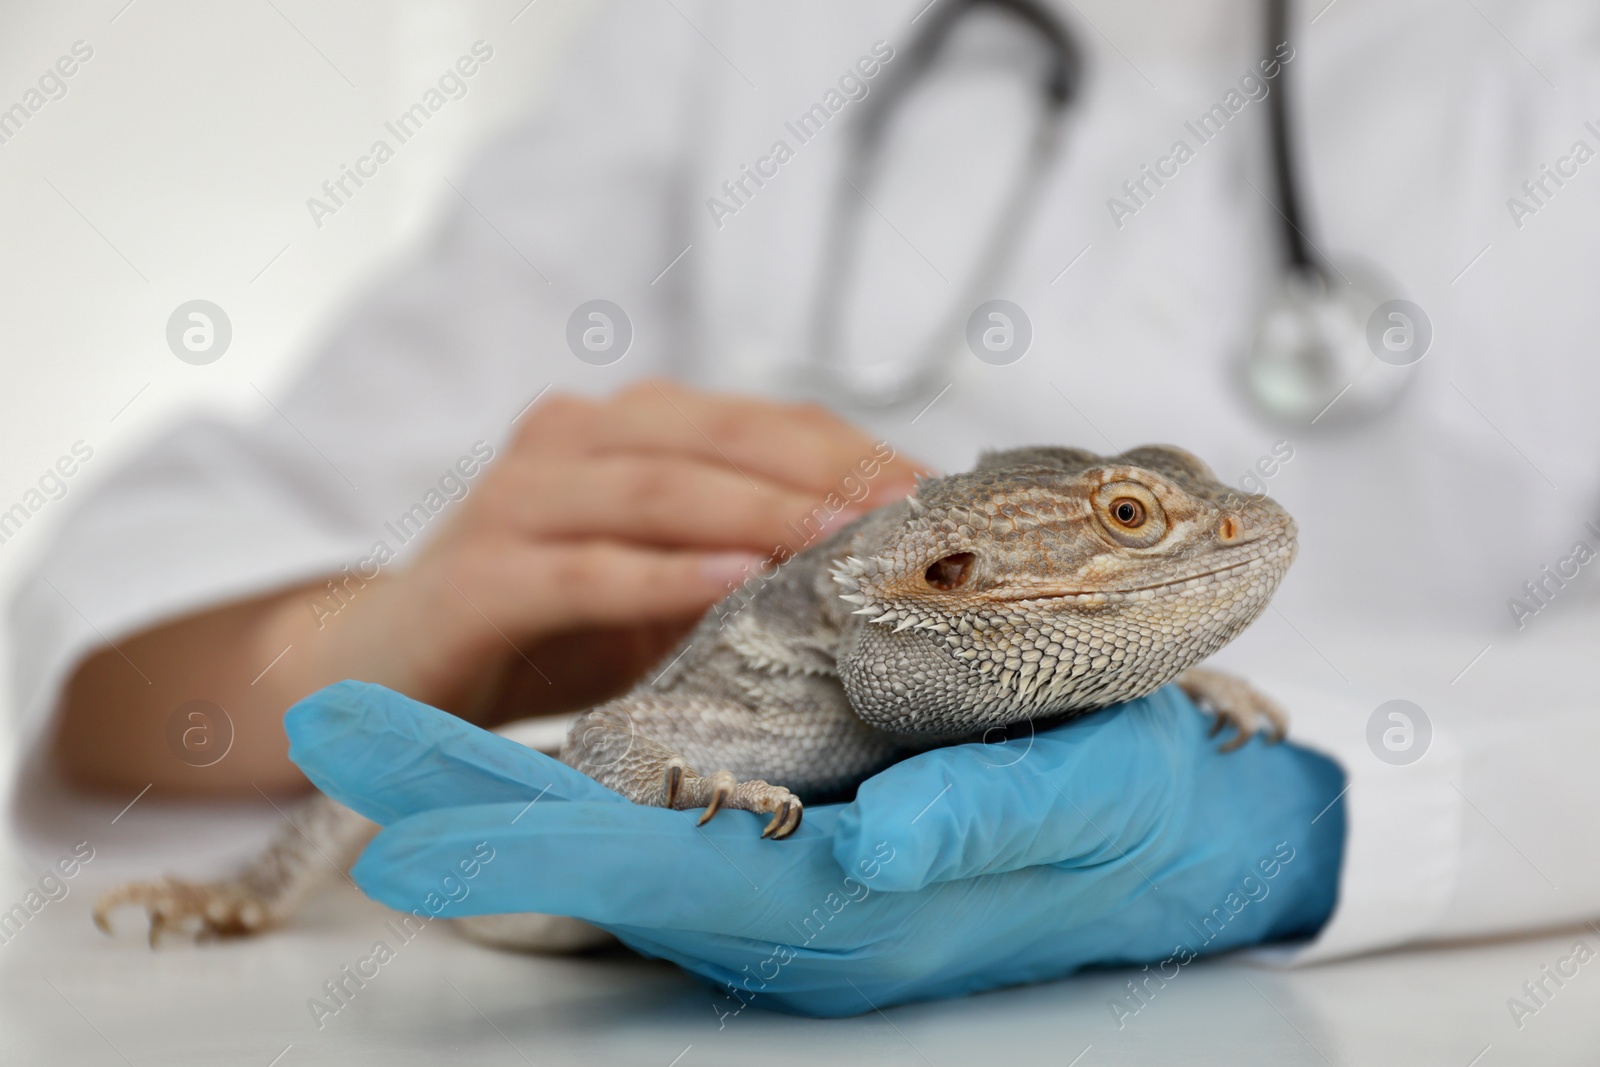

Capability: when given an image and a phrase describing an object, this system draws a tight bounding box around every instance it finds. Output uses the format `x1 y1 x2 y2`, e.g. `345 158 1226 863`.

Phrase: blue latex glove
286 681 1346 1018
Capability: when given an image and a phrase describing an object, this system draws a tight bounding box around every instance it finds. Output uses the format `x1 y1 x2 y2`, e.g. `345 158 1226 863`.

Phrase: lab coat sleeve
4 2 700 859
1245 674 1468 963
1249 613 1600 964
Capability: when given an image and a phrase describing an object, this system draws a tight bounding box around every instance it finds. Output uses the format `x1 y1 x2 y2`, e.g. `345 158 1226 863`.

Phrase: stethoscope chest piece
1239 256 1426 430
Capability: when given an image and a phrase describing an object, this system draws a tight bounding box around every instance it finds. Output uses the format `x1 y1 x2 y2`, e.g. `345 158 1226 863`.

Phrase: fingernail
700 552 765 588
818 506 869 532
872 481 919 503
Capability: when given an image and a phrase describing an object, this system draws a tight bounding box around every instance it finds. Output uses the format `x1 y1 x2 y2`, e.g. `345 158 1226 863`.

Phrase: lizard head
830 444 1296 736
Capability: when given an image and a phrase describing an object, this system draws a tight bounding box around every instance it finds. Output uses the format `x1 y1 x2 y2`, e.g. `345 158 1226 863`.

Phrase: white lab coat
10 0 1600 962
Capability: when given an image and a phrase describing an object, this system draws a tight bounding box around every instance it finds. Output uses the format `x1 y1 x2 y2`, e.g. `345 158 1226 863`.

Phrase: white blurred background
0 0 597 768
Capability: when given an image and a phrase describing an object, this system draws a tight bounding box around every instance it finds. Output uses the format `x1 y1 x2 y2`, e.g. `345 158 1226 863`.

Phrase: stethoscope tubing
1264 0 1317 277
805 0 1080 409
804 0 1408 429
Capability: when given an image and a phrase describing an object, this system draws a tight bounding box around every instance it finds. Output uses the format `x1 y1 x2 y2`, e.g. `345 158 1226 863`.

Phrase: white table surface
4 879 1596 1066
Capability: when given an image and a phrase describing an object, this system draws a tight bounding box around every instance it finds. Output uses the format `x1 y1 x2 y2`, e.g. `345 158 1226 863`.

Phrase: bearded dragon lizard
94 444 1294 947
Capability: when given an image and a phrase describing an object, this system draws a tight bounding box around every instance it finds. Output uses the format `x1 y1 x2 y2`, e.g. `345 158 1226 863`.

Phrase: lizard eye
924 552 975 591
1110 498 1146 528
1093 482 1168 548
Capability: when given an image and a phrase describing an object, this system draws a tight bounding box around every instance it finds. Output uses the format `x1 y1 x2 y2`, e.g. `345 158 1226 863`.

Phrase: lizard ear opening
925 552 975 591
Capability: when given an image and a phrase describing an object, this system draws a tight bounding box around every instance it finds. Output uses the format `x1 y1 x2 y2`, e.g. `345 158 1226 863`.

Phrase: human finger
349 799 845 931
495 454 863 550
284 681 622 824
832 696 1193 891
432 538 764 633
632 380 925 497
515 382 925 501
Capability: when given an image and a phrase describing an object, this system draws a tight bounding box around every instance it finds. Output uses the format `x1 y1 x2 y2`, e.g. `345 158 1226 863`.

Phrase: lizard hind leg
1175 666 1288 752
92 794 376 945
93 877 273 946
564 703 804 839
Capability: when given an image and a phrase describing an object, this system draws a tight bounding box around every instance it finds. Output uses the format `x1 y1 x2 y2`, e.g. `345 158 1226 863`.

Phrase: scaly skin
96 443 1296 943
563 444 1297 837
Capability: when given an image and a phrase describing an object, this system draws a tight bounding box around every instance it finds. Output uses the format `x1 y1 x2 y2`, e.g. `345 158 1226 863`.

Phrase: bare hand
60 381 923 793
292 380 922 720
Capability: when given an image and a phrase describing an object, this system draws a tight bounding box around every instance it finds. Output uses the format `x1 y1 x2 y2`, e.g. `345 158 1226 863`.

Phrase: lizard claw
665 768 803 838
663 758 688 807
93 877 273 945
695 771 738 826
761 798 803 840
1176 667 1289 752
1217 730 1251 754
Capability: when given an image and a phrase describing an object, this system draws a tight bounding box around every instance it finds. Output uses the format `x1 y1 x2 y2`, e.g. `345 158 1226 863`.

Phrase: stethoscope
804 0 1418 429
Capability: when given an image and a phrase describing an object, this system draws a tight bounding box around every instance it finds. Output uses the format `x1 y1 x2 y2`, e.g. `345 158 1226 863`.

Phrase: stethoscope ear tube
804 0 1081 410
857 0 1079 142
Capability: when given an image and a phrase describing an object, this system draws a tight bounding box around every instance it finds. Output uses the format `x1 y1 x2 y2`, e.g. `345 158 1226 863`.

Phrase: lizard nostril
1218 516 1242 543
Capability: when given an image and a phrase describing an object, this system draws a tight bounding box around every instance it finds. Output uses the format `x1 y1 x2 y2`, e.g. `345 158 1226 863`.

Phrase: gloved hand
286 680 1346 1018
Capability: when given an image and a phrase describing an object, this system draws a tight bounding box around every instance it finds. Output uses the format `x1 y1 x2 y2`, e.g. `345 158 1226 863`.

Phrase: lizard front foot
94 878 274 946
1176 667 1288 752
663 759 803 839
